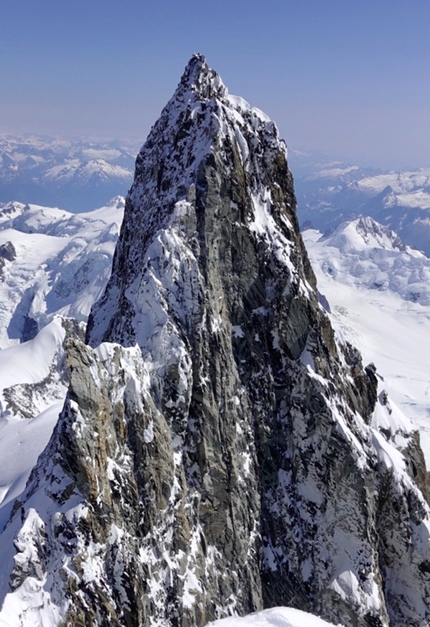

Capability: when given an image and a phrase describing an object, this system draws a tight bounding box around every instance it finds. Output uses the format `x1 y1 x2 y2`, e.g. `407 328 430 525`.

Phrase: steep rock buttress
1 55 430 627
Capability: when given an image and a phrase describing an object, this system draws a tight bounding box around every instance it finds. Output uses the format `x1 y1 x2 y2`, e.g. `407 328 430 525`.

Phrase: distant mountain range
0 135 139 211
290 150 430 255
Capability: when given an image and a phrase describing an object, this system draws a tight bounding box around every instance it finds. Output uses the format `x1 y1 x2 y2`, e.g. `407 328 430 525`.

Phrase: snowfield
0 318 68 529
0 196 124 347
205 607 344 627
303 218 430 462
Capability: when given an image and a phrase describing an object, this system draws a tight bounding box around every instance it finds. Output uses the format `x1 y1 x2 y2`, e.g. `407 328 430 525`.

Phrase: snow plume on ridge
1 55 430 627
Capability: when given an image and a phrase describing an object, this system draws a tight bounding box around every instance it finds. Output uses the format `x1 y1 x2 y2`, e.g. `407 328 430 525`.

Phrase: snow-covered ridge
130 53 284 204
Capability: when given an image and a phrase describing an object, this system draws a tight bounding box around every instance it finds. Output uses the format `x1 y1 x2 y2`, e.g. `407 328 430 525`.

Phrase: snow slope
0 196 124 347
303 218 430 462
0 317 70 530
206 607 343 627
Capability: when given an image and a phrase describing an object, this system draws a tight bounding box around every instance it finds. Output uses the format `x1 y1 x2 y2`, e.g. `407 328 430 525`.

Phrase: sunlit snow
304 219 430 463
0 318 68 529
205 607 344 627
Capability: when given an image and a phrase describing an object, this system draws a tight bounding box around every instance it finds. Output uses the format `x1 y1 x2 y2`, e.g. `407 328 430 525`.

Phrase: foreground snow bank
206 607 344 627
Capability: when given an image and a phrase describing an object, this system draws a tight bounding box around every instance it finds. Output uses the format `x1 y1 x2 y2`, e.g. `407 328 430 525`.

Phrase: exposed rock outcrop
0 240 16 277
1 55 430 627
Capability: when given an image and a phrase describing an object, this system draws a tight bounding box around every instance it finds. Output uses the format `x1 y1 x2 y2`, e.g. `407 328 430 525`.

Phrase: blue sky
1 0 429 168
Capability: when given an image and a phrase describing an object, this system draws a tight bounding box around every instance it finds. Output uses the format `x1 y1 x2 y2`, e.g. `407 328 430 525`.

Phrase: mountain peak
178 53 227 101
87 55 292 347
3 56 430 627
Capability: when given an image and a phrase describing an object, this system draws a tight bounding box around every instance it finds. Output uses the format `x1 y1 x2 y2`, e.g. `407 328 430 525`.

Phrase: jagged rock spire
86 54 293 349
177 53 227 100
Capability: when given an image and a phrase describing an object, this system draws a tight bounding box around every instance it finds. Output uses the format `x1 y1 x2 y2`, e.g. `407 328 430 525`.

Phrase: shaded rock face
0 241 16 262
2 55 430 627
0 240 16 277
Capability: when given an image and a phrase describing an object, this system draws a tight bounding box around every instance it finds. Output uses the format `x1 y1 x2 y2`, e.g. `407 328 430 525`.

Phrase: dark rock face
0 241 16 262
0 240 16 277
1 55 430 627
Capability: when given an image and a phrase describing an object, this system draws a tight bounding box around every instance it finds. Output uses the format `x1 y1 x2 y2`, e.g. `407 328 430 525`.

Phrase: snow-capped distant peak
321 216 405 252
309 217 430 306
354 216 404 248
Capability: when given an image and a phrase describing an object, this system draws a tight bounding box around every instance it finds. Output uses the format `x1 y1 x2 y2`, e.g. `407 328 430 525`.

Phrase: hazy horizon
1 0 429 171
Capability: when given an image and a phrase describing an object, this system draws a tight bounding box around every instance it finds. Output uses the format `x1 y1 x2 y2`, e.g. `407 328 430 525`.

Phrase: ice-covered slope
303 217 430 462
0 196 124 347
1 55 430 627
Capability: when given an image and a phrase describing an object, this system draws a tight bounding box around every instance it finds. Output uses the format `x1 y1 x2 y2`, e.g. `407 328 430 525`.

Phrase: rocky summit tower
1 55 430 627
